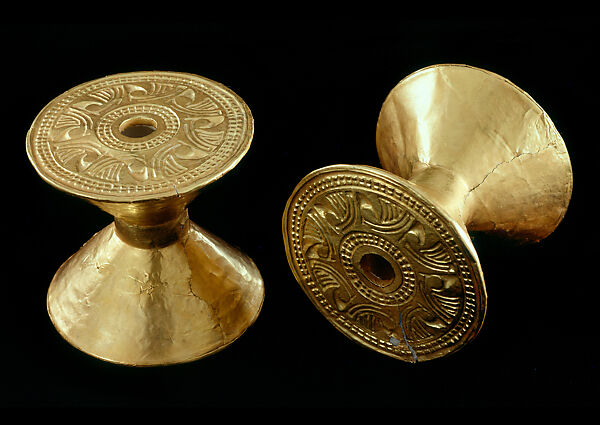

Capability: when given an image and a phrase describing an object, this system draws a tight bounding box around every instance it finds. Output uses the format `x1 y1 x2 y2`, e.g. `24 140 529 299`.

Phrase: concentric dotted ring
283 165 486 362
26 71 253 202
96 104 180 152
340 232 416 305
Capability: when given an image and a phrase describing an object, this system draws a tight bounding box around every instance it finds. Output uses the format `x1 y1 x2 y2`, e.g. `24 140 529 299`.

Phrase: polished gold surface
26 71 264 366
283 164 485 362
27 71 253 203
283 64 572 362
377 64 572 242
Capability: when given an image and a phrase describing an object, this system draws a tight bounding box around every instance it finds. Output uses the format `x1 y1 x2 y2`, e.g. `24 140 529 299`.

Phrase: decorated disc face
26 71 253 202
283 165 487 362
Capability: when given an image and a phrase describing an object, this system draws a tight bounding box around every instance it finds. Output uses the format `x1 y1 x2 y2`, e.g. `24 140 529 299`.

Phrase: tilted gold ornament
27 71 265 366
282 64 572 362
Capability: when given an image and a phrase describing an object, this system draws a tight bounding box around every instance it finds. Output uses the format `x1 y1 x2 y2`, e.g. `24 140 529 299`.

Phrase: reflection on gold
27 71 264 366
283 64 572 362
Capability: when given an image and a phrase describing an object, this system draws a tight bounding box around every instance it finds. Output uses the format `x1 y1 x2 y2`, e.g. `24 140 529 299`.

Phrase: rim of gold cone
282 164 487 362
26 71 254 203
376 63 573 242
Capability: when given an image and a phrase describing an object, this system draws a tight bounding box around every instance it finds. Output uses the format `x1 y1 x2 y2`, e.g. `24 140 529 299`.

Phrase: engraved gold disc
282 164 487 362
26 71 253 202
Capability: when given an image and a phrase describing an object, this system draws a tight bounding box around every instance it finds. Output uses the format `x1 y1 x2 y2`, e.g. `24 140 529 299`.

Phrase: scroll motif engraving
28 72 252 199
49 84 223 184
287 170 480 361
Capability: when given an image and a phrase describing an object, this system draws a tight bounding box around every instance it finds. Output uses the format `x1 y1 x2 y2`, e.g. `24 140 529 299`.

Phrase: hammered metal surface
26 71 263 366
283 165 486 362
26 71 253 202
376 64 572 242
48 220 265 366
282 64 573 362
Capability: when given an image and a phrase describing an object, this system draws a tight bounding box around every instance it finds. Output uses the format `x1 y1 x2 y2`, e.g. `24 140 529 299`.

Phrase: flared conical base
47 221 264 366
376 64 572 242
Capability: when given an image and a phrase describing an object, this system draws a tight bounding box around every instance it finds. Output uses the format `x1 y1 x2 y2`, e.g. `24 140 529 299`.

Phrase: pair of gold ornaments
26 64 573 366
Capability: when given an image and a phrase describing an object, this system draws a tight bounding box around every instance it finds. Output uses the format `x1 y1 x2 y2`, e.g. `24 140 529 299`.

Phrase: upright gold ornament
27 71 265 366
282 64 572 362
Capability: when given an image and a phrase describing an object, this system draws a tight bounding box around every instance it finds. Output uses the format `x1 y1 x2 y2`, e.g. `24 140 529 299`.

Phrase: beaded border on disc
283 165 486 362
26 71 253 202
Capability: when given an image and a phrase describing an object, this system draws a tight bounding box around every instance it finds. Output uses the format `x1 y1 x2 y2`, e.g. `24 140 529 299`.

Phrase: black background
2 20 598 407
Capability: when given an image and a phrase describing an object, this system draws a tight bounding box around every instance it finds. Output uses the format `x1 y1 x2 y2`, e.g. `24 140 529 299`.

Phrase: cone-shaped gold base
376 64 572 242
47 219 264 366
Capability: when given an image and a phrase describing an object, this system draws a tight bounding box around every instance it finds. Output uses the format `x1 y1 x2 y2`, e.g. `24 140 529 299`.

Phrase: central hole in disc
359 253 395 286
120 117 157 138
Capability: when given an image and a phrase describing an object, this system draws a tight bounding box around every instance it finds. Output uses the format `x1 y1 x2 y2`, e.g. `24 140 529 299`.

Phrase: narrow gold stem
408 164 472 229
89 192 198 248
114 210 190 249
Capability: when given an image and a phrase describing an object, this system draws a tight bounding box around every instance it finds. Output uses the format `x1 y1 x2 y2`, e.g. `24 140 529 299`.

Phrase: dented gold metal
27 71 264 366
282 64 572 362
